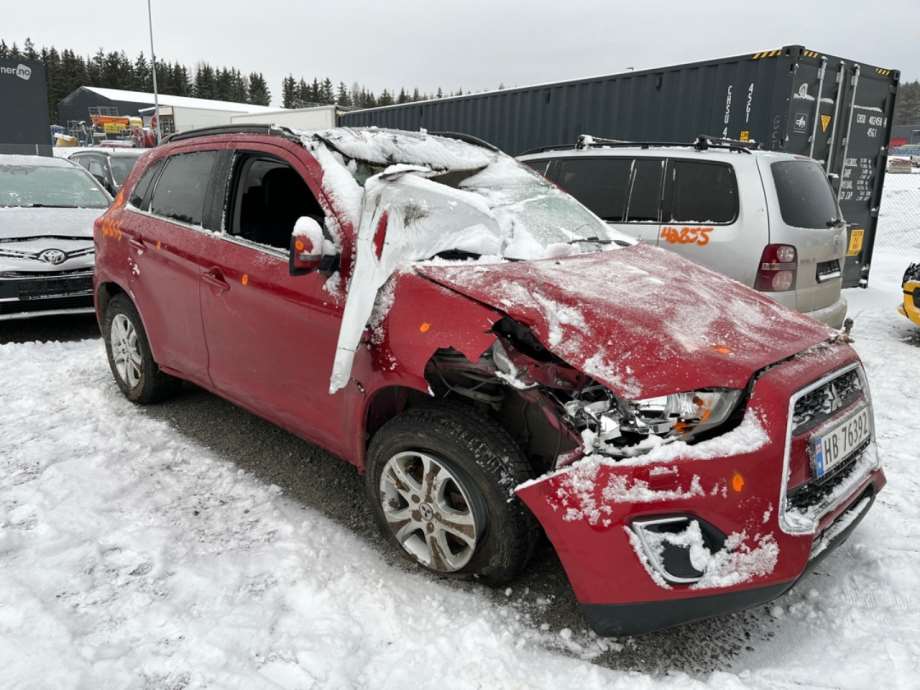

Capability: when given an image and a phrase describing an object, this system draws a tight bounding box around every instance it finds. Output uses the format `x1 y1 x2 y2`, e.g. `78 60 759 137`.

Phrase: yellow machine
900 264 920 327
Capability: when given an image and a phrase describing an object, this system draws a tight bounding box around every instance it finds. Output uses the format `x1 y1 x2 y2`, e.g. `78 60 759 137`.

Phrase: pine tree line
1 36 468 124
894 81 920 125
280 75 461 110
0 38 272 123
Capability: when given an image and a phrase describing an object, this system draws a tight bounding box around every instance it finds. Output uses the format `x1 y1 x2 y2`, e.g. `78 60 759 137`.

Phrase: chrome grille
792 368 863 435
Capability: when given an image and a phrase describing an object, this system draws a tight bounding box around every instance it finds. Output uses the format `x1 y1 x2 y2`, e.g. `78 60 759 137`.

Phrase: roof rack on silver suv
521 134 760 156
574 133 759 153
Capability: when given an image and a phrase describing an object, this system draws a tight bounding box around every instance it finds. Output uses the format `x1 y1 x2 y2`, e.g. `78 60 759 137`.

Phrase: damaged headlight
564 386 742 457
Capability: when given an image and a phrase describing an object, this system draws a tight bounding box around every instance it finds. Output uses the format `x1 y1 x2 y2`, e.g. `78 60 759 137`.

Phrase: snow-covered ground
1 175 919 689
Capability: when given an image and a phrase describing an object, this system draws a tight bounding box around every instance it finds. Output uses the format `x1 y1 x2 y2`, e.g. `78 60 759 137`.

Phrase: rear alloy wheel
102 294 180 404
110 313 142 389
379 450 482 572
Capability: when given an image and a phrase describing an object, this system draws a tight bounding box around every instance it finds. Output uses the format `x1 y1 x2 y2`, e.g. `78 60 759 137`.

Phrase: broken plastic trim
631 515 728 585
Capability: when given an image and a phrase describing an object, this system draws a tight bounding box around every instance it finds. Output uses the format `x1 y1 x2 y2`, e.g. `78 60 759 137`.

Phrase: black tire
102 293 181 404
366 401 538 585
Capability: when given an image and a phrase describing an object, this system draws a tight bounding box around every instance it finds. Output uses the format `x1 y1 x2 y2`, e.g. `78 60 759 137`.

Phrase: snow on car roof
314 127 494 172
0 154 75 168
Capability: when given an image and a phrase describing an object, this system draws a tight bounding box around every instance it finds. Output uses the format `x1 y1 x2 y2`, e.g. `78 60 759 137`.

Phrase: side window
228 153 325 251
129 160 162 210
86 156 107 180
626 159 663 223
523 158 550 177
665 160 738 224
73 155 90 171
549 158 630 222
149 151 219 226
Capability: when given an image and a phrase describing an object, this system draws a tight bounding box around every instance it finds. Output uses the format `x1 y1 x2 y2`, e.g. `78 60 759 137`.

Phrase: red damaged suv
94 126 885 635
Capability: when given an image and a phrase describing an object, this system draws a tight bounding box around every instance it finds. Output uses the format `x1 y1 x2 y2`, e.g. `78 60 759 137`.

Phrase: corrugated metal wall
340 46 900 288
340 48 801 155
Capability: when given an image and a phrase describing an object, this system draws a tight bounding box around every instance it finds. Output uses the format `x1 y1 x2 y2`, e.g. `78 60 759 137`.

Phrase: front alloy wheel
379 450 480 572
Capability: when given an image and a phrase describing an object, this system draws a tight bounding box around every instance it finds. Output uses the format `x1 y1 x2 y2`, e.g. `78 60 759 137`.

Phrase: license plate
811 405 871 478
847 228 864 256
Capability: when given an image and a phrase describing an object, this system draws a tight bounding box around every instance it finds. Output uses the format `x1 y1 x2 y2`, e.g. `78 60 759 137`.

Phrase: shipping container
0 58 51 156
340 46 899 288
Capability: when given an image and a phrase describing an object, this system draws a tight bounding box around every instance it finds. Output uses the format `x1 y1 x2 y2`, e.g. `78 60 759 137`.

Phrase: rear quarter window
149 151 219 226
665 160 738 224
771 160 839 229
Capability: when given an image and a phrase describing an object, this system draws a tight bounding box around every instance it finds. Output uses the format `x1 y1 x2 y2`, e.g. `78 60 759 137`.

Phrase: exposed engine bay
424 317 745 472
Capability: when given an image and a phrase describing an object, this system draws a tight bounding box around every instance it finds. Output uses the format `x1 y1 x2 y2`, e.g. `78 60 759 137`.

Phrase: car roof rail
530 133 762 154
519 143 579 156
163 124 303 144
693 134 760 153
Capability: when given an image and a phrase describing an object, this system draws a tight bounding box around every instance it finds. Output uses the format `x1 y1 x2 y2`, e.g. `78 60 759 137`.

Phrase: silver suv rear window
771 160 839 229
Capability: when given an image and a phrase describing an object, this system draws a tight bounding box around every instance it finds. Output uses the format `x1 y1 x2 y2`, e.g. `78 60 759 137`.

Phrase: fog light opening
631 515 727 585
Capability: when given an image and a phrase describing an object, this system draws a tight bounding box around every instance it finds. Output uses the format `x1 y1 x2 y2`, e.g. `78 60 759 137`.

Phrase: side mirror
290 216 338 275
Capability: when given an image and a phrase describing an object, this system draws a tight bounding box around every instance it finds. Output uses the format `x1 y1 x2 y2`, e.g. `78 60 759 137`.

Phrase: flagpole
147 0 161 144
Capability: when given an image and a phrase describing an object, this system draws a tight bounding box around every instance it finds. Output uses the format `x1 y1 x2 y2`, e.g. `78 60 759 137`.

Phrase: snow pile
315 127 493 172
0 339 660 689
875 173 920 249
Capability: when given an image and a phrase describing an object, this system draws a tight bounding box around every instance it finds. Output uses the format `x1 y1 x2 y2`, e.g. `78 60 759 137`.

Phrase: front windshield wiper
566 236 630 247
13 204 77 209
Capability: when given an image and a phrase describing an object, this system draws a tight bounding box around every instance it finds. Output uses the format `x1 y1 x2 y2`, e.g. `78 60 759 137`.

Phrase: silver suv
519 136 848 327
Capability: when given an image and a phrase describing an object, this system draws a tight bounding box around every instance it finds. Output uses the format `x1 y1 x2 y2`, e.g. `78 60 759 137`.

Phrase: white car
520 136 848 327
0 155 111 320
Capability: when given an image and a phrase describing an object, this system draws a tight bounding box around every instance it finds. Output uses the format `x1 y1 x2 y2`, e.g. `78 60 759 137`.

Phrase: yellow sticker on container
848 228 864 256
821 114 832 133
739 131 750 141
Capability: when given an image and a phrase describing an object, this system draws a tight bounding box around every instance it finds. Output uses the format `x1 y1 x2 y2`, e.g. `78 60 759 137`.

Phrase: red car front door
197 140 352 456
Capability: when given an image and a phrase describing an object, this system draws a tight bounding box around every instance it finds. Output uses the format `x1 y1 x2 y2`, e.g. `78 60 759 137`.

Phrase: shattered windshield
306 128 635 395
315 128 631 261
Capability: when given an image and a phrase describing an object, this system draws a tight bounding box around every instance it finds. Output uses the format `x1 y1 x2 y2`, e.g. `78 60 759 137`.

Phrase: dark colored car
0 154 110 320
69 148 145 195
92 126 885 635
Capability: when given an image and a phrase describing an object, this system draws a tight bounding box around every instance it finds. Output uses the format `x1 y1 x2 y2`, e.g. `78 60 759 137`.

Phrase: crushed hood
416 244 836 399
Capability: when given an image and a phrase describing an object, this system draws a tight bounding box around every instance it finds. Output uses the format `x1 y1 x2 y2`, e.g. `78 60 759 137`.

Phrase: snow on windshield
307 129 634 394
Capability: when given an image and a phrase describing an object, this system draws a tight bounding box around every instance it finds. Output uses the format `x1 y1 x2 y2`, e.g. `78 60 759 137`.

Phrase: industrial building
57 86 276 135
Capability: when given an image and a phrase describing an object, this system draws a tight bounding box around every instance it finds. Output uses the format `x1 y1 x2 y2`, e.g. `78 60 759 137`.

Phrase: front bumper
0 270 95 321
515 344 885 635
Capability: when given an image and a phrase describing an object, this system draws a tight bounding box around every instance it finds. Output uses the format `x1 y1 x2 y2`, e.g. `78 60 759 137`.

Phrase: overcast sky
6 0 919 106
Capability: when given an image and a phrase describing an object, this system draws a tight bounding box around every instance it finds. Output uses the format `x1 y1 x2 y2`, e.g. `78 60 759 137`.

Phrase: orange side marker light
419 322 431 333
241 274 249 286
731 472 745 493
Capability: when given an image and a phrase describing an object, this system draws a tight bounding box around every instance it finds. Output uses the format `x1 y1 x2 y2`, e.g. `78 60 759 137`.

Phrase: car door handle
202 268 230 292
127 236 145 251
